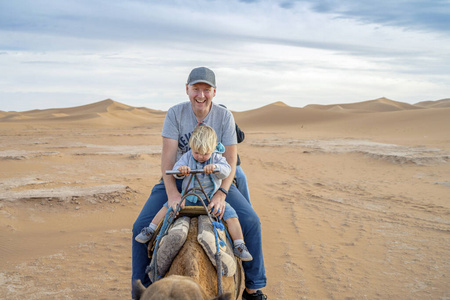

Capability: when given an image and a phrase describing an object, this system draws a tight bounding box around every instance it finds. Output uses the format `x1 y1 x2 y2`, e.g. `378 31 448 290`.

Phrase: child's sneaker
233 243 253 261
135 227 155 243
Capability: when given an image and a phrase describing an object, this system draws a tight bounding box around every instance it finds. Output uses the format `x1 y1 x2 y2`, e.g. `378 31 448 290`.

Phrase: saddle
147 206 237 282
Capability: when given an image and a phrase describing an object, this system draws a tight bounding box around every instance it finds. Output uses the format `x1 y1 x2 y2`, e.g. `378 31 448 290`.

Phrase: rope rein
148 172 227 297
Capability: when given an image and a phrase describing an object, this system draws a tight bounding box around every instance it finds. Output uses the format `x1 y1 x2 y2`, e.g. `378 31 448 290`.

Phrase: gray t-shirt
162 102 237 160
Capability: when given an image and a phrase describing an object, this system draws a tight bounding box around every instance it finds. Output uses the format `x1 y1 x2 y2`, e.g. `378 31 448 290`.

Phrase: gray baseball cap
187 67 216 87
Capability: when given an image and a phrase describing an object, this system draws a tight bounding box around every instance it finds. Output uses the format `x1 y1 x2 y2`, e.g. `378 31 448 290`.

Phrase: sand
1 98 449 299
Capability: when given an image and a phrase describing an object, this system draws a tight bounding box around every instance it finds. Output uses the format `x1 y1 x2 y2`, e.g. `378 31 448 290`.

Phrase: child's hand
204 164 216 174
178 166 191 175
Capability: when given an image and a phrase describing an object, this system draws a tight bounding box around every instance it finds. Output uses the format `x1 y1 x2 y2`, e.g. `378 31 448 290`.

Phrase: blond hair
189 125 217 154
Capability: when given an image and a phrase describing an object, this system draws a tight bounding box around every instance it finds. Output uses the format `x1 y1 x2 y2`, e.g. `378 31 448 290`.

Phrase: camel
145 213 245 300
133 276 231 300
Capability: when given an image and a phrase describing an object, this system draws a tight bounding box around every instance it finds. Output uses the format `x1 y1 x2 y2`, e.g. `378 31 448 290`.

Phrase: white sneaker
234 243 253 261
135 227 155 243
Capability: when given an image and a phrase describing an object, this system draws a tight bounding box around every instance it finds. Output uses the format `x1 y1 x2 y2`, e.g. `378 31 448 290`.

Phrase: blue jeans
132 179 266 297
235 165 251 205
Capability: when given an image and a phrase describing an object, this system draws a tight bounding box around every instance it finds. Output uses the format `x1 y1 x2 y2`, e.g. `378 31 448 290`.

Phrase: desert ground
0 98 449 299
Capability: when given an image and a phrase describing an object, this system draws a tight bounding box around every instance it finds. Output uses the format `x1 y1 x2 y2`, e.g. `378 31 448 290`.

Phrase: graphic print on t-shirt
178 131 192 154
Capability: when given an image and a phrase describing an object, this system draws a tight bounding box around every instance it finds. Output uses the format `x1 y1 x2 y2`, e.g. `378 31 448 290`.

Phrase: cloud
302 0 450 33
2 0 447 57
0 0 449 112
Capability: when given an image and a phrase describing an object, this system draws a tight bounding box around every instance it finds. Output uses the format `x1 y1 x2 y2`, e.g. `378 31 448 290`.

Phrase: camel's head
133 276 232 300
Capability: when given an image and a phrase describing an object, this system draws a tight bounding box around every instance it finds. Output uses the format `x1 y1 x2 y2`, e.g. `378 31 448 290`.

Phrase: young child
135 125 253 261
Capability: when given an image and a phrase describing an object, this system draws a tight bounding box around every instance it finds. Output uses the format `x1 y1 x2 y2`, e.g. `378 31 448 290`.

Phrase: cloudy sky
1 0 449 112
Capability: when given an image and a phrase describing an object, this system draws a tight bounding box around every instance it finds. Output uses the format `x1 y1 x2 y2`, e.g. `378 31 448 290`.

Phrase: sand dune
1 97 447 127
304 97 422 112
233 102 352 129
1 97 449 299
415 98 450 108
0 99 166 126
232 99 450 148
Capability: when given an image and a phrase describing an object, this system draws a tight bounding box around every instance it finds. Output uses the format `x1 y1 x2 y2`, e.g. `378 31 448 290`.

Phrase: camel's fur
144 217 243 299
133 276 232 300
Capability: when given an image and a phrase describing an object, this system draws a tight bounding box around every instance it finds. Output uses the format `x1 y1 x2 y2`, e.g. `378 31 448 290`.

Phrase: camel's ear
212 292 233 300
132 280 147 300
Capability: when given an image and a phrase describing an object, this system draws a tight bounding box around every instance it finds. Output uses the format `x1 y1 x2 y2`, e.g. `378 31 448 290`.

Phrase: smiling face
186 82 216 119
